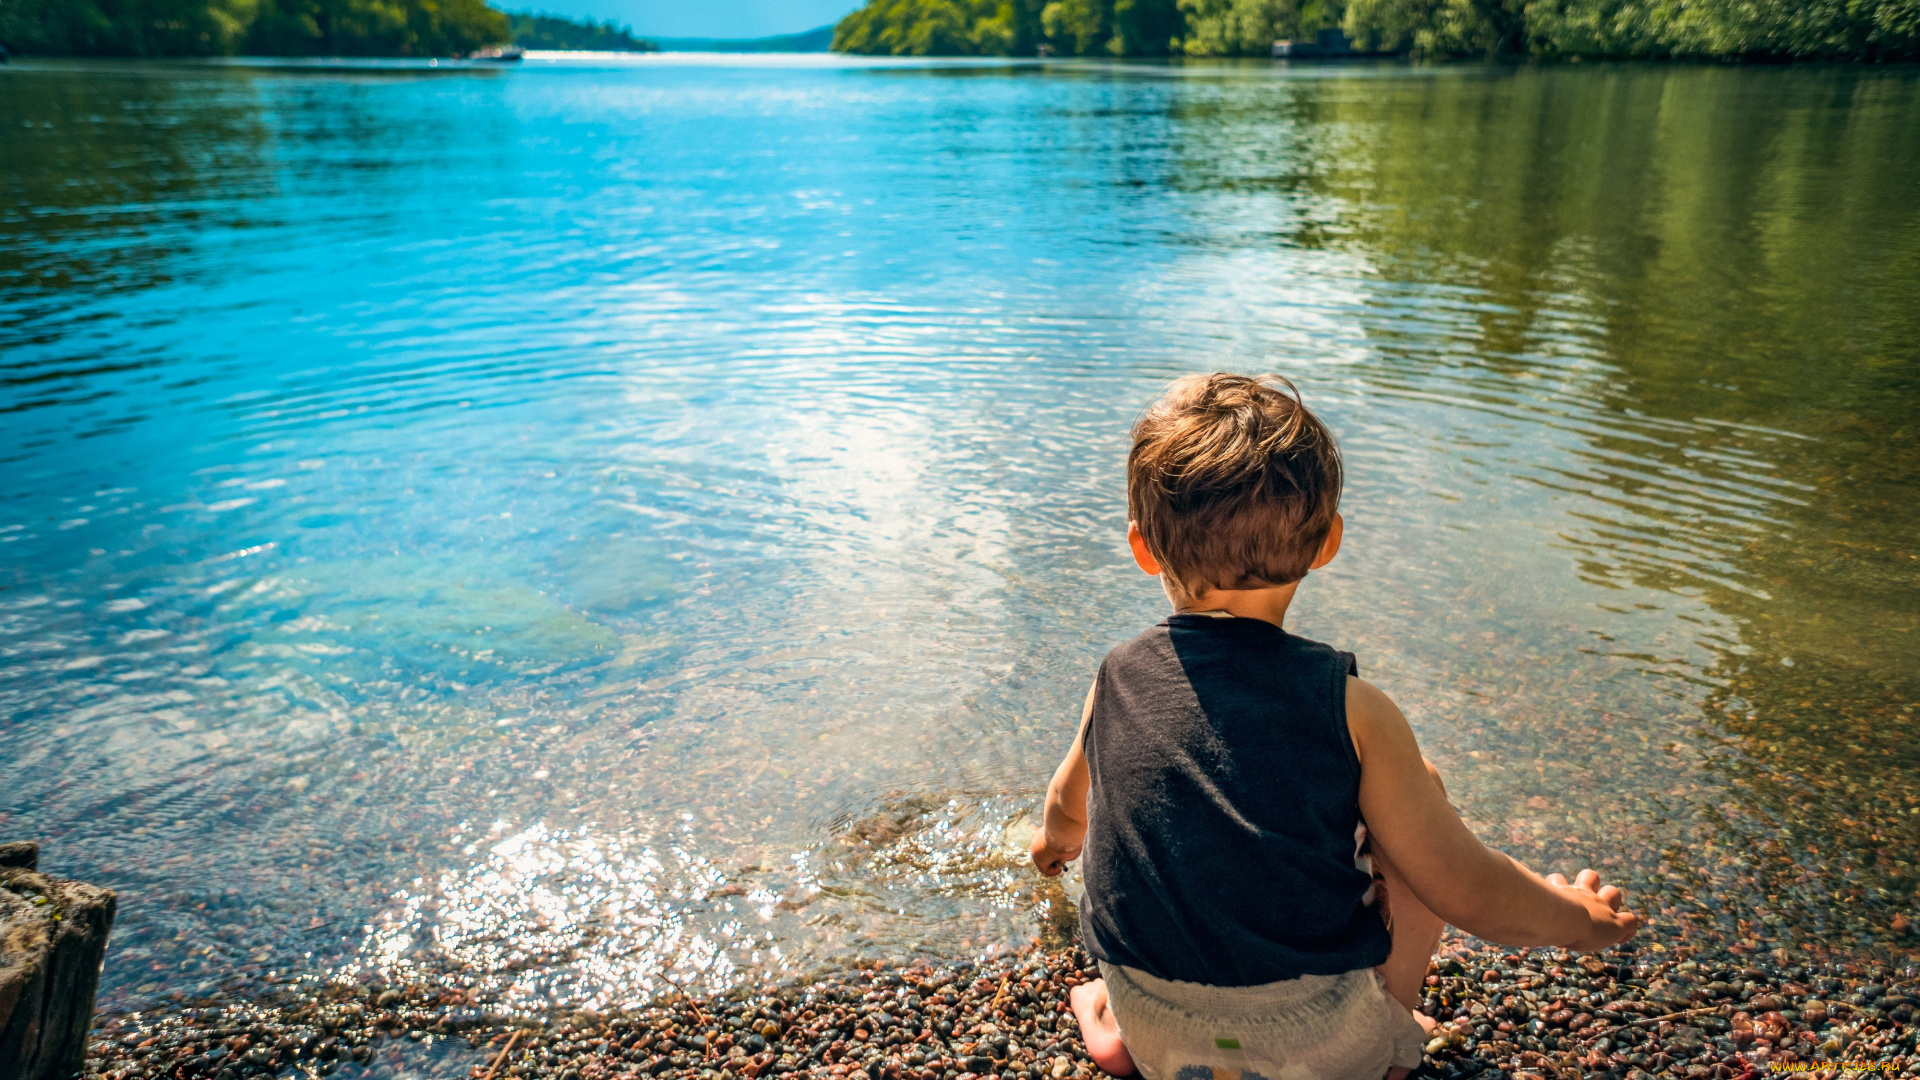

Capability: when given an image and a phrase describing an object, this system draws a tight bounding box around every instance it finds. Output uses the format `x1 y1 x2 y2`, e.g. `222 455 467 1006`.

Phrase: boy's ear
1127 522 1162 576
1309 512 1343 571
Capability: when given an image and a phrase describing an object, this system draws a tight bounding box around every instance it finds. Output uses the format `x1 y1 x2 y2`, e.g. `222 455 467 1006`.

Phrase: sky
518 0 864 38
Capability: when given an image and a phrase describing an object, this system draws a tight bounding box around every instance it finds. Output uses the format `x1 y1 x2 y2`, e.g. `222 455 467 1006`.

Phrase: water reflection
0 59 1915 1018
1258 64 1920 954
0 67 267 299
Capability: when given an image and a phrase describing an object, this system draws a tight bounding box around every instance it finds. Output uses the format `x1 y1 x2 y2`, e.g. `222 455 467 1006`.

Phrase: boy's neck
1171 580 1303 630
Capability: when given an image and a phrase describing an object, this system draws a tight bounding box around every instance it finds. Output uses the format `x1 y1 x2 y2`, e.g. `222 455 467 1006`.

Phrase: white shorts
1099 961 1427 1080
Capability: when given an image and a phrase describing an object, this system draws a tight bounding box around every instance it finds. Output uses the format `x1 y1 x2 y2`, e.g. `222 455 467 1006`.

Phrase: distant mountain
648 25 834 52
508 11 656 51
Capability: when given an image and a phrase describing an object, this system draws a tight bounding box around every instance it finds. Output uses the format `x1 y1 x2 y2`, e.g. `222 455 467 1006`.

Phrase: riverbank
84 937 1919 1080
831 0 1920 60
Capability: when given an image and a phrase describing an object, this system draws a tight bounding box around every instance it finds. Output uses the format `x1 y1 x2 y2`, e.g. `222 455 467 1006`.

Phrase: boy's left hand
1031 830 1082 877
1546 868 1641 952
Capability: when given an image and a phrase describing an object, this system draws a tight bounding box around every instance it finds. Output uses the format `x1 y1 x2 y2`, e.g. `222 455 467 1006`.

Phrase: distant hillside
0 0 508 57
649 25 834 52
509 11 656 51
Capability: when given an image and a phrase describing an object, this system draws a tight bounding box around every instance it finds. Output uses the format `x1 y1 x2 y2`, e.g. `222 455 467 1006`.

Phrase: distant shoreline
647 26 835 54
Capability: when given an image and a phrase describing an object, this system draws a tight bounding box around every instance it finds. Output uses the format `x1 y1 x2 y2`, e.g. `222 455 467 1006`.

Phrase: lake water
3 55 1918 1018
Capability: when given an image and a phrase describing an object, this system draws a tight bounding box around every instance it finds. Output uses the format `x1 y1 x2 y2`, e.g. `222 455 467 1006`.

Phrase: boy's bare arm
1031 682 1097 877
1347 677 1640 952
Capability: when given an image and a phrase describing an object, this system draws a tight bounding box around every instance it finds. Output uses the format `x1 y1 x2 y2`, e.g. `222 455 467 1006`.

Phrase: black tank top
1079 613 1391 986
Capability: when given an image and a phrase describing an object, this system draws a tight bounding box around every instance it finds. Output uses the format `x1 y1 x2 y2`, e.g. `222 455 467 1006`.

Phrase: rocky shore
83 943 1918 1080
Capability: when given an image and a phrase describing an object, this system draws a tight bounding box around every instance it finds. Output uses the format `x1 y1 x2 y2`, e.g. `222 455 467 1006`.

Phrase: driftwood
0 843 117 1080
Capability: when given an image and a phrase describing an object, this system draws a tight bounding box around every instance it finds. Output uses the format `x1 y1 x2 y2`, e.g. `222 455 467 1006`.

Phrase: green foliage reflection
1233 66 1920 942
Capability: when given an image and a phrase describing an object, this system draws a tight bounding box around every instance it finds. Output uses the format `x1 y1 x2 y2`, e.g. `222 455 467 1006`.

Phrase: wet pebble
1417 942 1919 1077
82 943 1918 1080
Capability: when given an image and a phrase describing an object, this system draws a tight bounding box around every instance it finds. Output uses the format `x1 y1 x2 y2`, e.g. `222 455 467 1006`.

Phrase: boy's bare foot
1068 980 1135 1077
1380 1011 1438 1078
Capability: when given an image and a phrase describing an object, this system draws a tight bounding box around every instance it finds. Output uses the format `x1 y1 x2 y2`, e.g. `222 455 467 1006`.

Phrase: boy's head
1127 373 1343 598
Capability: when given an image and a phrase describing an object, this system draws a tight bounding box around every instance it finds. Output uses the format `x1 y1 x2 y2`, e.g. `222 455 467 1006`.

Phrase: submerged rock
246 554 622 675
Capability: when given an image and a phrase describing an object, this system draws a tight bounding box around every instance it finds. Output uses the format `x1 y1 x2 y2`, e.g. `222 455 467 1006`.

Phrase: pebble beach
84 937 1920 1080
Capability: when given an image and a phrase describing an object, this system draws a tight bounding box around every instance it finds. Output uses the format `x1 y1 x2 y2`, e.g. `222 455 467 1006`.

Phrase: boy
1031 374 1639 1080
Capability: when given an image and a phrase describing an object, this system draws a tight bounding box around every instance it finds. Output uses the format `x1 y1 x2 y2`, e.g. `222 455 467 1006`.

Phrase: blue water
3 55 1918 1016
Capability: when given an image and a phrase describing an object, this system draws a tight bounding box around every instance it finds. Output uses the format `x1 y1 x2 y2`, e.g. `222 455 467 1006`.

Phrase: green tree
969 0 1042 51
832 0 1918 56
0 0 259 55
832 0 1175 54
244 0 505 55
1641 0 1920 58
1342 0 1521 55
1108 0 1181 53
1343 0 1920 56
1035 0 1177 53
832 0 1046 54
1039 0 1106 52
506 11 654 51
1175 0 1338 55
0 0 507 55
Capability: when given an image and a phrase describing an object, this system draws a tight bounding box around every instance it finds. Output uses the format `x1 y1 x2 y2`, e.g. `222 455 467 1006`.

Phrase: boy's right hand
1549 869 1641 952
1031 829 1082 877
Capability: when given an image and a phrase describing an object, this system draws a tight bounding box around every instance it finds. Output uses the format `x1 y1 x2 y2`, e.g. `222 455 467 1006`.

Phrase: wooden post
0 843 118 1080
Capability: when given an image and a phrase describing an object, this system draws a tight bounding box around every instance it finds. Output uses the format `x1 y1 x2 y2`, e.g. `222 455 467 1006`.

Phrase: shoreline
83 940 1918 1080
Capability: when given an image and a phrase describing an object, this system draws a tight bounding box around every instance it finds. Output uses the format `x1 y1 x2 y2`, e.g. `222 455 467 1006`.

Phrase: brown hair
1127 373 1343 595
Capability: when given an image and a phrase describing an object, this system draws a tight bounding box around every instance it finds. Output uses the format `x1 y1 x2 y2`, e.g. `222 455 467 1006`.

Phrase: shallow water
2 55 1918 1017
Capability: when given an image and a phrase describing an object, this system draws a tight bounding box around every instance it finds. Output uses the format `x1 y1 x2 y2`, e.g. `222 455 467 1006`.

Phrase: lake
2 54 1917 1018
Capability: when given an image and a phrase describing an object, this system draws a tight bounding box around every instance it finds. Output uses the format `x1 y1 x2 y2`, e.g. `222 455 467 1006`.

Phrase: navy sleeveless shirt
1079 613 1392 987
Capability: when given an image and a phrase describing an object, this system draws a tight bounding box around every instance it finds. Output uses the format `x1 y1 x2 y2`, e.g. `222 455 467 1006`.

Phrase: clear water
3 55 1918 1017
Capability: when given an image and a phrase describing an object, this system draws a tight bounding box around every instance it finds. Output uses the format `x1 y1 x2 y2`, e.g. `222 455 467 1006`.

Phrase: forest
830 0 1920 58
505 12 653 51
5 0 1913 72
0 0 650 57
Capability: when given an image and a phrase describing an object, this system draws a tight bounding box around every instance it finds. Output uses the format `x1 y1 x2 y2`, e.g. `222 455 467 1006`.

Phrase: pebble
81 940 1920 1080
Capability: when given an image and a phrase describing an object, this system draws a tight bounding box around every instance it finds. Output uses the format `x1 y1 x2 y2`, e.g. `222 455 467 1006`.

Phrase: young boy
1031 374 1639 1080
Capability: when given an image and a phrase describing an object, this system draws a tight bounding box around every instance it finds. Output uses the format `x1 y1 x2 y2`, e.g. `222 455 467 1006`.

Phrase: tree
505 11 655 51
244 0 506 55
0 0 506 56
1109 0 1181 54
1342 0 1523 55
1343 0 1920 56
0 0 260 56
832 0 1918 56
832 0 1047 55
1039 0 1106 53
1176 0 1338 55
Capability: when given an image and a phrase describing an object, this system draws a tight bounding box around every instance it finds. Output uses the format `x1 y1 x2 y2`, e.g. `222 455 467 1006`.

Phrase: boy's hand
1031 829 1082 877
1548 868 1641 952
